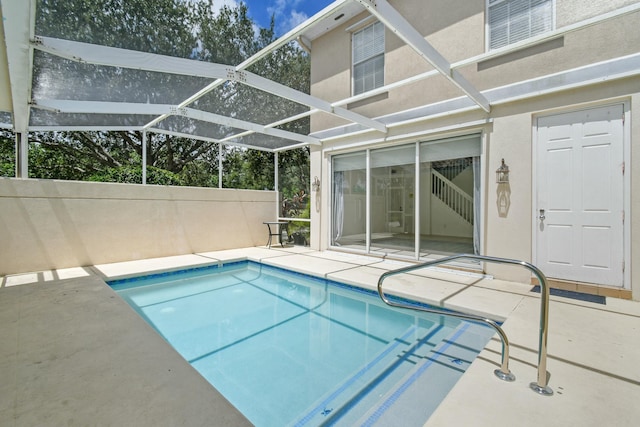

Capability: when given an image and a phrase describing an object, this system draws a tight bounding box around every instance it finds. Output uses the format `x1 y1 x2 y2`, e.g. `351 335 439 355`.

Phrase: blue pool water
109 261 494 427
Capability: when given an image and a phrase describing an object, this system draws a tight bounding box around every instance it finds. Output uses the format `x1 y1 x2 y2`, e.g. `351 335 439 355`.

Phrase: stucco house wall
308 0 640 299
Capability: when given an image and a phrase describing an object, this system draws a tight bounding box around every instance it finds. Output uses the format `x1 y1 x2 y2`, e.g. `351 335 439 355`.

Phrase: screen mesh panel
226 132 303 150
153 115 245 141
191 81 309 126
32 51 214 105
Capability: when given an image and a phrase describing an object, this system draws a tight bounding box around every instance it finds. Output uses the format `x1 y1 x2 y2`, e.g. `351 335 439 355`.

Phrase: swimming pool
109 261 494 426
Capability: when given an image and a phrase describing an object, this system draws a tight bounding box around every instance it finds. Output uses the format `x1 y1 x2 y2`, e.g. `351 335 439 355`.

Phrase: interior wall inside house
0 178 276 275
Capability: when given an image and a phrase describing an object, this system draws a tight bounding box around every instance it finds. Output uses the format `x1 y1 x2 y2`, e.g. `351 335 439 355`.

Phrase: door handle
539 209 545 220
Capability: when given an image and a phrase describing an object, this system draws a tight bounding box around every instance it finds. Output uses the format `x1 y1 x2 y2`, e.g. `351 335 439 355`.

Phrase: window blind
420 134 482 162
333 152 366 172
489 0 553 50
353 21 385 95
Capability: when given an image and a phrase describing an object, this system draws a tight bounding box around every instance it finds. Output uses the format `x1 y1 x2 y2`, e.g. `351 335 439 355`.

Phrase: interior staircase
431 159 474 225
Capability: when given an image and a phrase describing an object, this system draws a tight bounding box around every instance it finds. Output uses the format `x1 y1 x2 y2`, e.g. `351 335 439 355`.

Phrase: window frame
485 0 556 51
351 21 385 96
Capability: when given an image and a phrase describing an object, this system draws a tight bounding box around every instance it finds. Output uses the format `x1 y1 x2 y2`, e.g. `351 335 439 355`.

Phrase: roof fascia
235 0 351 70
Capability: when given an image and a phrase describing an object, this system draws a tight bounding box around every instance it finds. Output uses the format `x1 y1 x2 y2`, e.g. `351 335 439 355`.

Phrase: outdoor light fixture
496 158 510 184
312 176 320 192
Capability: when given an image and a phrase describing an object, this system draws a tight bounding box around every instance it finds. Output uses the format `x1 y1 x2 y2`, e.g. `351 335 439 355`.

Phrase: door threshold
530 277 631 300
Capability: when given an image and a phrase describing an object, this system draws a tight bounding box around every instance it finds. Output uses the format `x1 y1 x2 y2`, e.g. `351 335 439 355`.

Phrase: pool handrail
377 253 553 396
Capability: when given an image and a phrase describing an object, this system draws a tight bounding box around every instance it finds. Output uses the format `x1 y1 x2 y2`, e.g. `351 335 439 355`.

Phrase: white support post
218 143 223 188
414 142 420 260
365 149 371 253
15 132 28 178
274 152 280 219
141 131 147 185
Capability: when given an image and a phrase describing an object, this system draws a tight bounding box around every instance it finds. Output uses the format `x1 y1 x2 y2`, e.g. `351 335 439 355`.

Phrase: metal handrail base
530 382 554 396
377 253 553 396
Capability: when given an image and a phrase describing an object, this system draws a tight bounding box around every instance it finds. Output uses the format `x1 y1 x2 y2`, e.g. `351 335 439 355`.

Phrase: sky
218 0 336 35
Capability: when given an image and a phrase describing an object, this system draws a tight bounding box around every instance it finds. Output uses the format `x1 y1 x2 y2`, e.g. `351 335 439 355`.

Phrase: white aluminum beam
1 0 36 133
183 107 321 145
35 36 387 136
35 36 231 79
29 126 146 132
150 128 274 153
354 0 491 112
230 70 387 133
32 99 321 146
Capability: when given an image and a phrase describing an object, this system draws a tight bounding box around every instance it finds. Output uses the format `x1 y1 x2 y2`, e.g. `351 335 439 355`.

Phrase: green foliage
282 190 308 218
0 131 15 177
279 147 310 197
36 0 195 57
222 147 274 190
88 165 183 186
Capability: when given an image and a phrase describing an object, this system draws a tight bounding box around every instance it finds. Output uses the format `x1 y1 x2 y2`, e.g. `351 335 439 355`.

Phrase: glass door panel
332 152 366 249
419 135 480 257
370 145 415 257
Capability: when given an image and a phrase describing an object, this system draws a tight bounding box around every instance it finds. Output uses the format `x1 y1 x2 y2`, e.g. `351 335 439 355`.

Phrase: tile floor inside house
1 246 639 426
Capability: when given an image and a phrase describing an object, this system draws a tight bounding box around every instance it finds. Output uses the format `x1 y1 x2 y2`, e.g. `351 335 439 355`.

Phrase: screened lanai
0 0 499 172
0 0 503 257
3 0 640 173
2 1 369 163
3 0 639 262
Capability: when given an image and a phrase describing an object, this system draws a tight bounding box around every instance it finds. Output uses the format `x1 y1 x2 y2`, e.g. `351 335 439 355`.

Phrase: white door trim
532 100 630 289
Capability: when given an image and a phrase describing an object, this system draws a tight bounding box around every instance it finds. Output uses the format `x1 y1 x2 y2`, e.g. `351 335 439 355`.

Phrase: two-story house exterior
305 0 640 300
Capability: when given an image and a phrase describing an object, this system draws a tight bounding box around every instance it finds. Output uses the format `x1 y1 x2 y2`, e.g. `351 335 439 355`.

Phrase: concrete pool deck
1 246 639 426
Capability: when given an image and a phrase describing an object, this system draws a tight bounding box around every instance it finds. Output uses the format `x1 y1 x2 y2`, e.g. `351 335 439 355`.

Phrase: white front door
536 105 624 286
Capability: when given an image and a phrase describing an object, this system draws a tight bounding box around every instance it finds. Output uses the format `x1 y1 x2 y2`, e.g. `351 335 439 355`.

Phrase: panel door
536 105 624 286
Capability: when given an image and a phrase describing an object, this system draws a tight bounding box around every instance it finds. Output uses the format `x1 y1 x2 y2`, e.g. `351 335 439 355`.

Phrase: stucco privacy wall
0 178 276 275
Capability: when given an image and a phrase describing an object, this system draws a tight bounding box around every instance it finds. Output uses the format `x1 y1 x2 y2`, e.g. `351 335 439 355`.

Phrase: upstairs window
488 0 554 50
352 21 385 95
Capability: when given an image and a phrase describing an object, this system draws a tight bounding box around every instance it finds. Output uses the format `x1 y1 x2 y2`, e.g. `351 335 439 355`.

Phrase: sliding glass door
330 134 481 258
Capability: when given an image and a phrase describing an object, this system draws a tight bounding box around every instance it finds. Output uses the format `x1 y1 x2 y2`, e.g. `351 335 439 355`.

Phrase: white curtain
332 171 345 244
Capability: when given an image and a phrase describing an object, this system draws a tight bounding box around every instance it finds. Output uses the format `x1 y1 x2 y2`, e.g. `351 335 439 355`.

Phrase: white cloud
286 10 309 30
213 0 241 15
266 0 310 34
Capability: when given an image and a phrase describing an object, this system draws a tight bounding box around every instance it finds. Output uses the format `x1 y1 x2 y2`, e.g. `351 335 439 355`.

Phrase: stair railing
431 169 474 224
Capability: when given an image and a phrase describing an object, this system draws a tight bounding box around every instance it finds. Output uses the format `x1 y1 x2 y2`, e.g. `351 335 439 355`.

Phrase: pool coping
2 246 640 427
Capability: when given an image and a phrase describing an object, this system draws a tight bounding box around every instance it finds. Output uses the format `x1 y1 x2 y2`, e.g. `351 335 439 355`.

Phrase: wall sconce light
312 176 320 192
496 158 510 184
